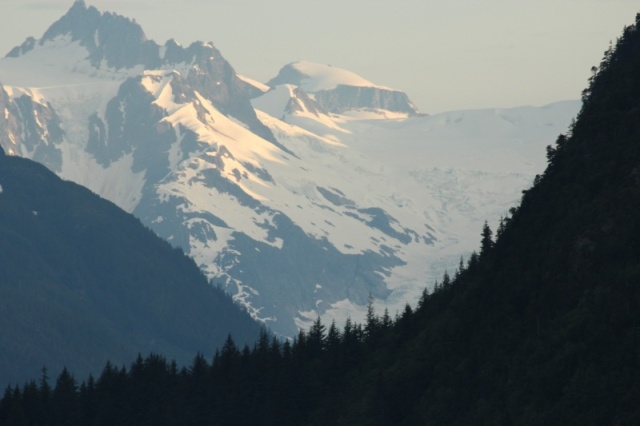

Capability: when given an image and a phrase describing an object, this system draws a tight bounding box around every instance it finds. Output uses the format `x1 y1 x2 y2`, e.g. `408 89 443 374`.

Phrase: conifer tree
308 317 326 355
52 368 79 426
480 221 494 255
365 295 380 338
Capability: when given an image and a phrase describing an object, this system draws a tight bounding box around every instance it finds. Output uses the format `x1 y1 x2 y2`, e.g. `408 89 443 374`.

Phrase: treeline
0 215 590 426
0 230 500 426
3 197 636 426
0 297 421 426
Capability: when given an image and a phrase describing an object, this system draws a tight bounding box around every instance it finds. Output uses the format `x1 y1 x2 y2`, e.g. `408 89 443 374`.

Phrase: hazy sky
1 0 638 113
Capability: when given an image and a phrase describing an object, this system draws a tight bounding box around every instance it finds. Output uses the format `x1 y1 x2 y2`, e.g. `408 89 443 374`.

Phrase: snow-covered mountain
266 61 420 116
0 1 580 336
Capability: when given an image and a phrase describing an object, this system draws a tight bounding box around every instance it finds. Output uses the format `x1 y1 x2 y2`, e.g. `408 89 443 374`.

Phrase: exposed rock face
0 84 64 172
8 0 160 69
5 37 36 58
314 85 418 114
285 87 327 115
267 63 308 88
86 76 176 182
267 61 420 115
0 85 19 155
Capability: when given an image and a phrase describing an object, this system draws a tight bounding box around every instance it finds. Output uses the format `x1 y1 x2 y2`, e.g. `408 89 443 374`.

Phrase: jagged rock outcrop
314 85 418 114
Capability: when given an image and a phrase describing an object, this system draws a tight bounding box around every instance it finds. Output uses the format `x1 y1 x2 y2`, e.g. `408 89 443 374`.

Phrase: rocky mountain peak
8 0 159 69
41 0 104 45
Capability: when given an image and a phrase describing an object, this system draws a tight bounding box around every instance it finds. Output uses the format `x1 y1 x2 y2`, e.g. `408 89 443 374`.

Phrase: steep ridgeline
0 1 580 336
0 12 635 426
0 151 262 388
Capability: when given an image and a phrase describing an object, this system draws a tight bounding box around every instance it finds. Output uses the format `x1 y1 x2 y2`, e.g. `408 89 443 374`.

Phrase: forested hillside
2 11 640 426
0 151 262 388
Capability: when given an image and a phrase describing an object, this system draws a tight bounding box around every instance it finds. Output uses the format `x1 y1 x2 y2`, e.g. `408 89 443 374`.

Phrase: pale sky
1 0 638 113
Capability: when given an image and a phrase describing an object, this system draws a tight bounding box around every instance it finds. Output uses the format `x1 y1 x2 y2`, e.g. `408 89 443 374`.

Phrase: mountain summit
7 0 155 69
268 61 420 115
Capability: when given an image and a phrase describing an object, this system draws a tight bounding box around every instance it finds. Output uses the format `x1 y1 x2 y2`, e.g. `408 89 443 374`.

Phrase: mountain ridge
0 2 579 335
267 61 420 115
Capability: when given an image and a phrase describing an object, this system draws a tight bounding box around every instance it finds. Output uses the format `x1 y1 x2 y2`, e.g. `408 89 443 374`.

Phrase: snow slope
267 60 419 116
271 60 391 92
250 92 580 327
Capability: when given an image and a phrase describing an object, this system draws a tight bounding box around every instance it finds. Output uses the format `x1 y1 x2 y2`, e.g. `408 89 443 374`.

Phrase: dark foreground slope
328 13 640 424
2 11 640 426
0 151 261 387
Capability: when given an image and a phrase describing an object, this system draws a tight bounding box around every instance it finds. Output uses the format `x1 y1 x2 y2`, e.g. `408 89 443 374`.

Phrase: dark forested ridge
0 152 262 389
3 11 640 426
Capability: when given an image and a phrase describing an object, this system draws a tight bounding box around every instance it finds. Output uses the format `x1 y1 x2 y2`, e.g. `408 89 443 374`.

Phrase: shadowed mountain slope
0 152 262 388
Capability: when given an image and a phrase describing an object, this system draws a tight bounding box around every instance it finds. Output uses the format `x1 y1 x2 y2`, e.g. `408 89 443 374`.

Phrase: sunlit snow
286 60 392 92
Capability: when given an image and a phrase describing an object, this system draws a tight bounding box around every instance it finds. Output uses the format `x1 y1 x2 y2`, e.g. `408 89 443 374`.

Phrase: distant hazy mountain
266 60 420 115
0 148 262 388
0 0 580 336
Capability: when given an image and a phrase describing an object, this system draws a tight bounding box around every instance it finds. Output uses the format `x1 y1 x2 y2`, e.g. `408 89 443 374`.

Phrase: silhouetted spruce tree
51 368 79 426
18 380 40 426
184 353 211 426
480 221 494 256
0 386 26 426
38 366 51 415
325 320 342 368
218 334 240 369
365 295 381 340
308 317 326 355
442 271 451 288
78 375 96 426
381 308 393 329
